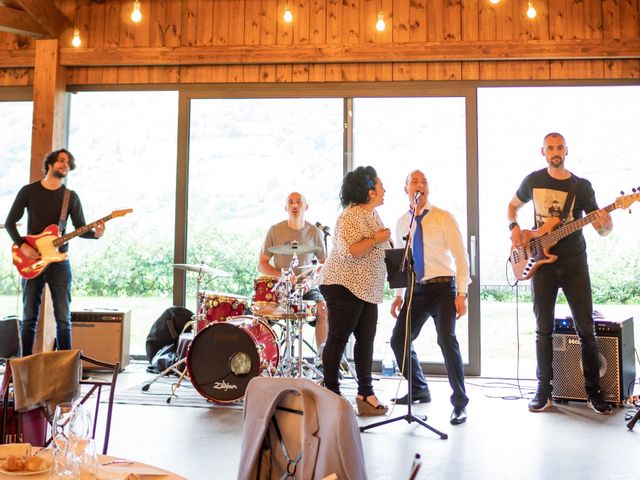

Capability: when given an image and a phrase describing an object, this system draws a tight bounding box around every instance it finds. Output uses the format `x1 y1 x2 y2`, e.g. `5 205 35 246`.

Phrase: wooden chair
78 354 120 455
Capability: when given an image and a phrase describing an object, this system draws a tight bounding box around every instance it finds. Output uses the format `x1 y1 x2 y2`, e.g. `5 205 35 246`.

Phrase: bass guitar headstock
615 188 640 212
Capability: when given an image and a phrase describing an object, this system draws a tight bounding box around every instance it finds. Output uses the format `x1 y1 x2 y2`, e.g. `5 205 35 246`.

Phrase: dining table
0 453 187 479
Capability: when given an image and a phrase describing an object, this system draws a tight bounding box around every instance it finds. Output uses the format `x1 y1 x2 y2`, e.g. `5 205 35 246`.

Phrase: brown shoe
355 395 388 416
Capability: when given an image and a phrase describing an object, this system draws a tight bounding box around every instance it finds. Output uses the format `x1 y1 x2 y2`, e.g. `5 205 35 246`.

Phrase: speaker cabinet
552 317 635 405
71 309 131 370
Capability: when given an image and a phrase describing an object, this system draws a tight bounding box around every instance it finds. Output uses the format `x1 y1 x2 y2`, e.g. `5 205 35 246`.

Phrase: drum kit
144 242 327 404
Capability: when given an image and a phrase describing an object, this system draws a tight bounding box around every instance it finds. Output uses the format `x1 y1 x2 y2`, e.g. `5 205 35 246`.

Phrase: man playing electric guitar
4 149 105 356
507 132 613 415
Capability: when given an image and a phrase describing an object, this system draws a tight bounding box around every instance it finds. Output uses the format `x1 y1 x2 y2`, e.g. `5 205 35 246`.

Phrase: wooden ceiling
0 0 71 38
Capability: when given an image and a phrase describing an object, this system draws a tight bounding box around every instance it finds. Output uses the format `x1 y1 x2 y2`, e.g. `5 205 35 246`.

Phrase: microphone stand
360 203 447 439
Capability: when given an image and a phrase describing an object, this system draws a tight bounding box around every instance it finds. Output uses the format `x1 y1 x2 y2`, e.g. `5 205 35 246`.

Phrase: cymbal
268 244 321 255
173 263 232 278
297 263 324 271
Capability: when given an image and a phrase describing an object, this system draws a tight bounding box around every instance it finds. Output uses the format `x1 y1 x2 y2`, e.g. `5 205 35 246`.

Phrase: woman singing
319 166 391 416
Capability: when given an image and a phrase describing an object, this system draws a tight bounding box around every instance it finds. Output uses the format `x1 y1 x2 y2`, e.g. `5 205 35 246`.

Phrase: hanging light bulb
131 0 142 23
527 1 537 18
376 12 386 32
283 5 293 23
71 27 81 48
489 0 500 4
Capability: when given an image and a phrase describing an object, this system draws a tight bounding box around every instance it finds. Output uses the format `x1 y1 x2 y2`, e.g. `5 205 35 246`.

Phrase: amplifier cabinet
552 317 635 405
71 309 131 370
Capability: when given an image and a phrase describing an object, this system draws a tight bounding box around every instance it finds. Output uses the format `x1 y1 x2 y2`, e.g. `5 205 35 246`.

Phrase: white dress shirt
395 203 471 296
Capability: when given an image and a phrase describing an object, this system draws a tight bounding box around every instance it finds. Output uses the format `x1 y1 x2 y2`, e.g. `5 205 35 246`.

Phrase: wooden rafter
1 39 640 69
7 0 72 39
0 5 49 37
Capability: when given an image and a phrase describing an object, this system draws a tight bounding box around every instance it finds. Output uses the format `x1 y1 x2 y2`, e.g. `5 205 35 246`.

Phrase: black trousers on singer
390 281 469 408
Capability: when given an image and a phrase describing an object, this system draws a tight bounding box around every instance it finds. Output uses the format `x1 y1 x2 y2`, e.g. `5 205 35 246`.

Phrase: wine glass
78 438 99 480
51 403 92 479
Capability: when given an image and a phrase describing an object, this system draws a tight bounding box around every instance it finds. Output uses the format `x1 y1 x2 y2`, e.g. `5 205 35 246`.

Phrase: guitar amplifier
552 316 635 405
71 309 131 370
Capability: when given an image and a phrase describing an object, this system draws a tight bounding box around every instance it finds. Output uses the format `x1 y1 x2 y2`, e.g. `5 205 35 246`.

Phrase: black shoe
588 393 613 415
450 407 467 425
392 390 431 405
528 390 552 412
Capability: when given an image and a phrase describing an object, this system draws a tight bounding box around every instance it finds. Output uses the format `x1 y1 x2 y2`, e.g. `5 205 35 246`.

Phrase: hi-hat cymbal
173 263 231 278
268 244 321 255
297 263 324 271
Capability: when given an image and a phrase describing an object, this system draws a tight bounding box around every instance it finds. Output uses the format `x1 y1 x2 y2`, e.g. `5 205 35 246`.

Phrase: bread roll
25 455 47 472
4 454 26 472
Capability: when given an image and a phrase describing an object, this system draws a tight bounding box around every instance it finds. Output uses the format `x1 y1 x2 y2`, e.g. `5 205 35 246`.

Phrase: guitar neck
540 203 615 248
52 214 113 247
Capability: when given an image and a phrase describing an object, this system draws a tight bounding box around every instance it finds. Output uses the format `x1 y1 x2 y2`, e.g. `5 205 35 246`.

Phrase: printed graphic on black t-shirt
532 188 574 229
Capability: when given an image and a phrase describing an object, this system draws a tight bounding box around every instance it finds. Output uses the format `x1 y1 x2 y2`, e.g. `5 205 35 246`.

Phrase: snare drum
197 291 247 332
251 275 286 316
186 316 279 403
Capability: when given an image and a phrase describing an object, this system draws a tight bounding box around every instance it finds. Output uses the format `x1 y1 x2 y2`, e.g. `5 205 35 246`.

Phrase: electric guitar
11 209 133 280
509 192 639 281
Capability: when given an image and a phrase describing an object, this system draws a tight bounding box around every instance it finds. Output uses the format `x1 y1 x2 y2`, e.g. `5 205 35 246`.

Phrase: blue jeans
531 260 601 396
21 260 73 356
390 281 469 408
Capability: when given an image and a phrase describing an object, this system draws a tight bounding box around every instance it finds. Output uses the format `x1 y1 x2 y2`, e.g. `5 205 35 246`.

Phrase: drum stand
141 269 207 402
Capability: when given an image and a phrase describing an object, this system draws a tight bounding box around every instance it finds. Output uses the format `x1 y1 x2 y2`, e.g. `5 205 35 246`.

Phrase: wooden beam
14 0 72 39
2 39 640 69
31 39 67 179
0 5 50 37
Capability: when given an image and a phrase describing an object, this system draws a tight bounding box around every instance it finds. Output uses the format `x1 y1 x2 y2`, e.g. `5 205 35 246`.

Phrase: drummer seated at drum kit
258 192 328 362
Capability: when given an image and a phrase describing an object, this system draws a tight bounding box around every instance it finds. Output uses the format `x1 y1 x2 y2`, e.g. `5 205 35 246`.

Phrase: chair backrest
78 354 120 455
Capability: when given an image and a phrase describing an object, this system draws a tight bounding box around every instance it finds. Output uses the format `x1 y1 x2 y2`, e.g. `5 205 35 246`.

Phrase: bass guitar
509 192 639 281
11 209 133 280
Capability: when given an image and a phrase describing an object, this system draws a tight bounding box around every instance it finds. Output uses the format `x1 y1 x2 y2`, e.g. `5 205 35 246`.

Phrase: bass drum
186 316 279 403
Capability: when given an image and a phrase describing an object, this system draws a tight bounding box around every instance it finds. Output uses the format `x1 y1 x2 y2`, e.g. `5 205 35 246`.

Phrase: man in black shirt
4 149 105 356
507 132 613 415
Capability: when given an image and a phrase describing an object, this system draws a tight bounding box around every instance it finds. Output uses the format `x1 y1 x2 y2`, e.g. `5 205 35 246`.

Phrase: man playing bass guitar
4 149 105 356
507 132 613 415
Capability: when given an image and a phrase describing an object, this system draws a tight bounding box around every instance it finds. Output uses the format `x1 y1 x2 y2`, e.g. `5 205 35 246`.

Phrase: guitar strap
559 176 577 224
58 188 72 233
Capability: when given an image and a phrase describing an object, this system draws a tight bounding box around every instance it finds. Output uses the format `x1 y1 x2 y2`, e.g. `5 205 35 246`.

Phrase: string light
283 5 293 23
131 0 142 23
376 12 386 32
527 0 537 18
71 28 81 48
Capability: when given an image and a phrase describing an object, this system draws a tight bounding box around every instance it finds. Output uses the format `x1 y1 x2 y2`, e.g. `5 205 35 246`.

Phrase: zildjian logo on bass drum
212 380 238 391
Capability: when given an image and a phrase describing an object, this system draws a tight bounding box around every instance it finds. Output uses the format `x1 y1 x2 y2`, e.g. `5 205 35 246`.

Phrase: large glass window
352 97 470 366
186 98 344 318
0 100 32 317
68 91 179 355
478 85 640 378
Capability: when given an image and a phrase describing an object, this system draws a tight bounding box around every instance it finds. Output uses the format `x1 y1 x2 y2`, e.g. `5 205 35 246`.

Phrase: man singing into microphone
258 192 328 355
389 170 471 425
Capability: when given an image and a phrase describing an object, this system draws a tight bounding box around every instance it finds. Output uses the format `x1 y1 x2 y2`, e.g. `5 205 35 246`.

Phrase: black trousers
390 281 468 408
320 284 378 397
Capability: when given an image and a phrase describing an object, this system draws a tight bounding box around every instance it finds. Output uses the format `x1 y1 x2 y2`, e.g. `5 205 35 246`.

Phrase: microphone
315 221 331 236
414 191 423 205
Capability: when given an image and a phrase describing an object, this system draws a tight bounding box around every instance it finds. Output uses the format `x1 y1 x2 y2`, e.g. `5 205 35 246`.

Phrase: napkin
0 443 32 459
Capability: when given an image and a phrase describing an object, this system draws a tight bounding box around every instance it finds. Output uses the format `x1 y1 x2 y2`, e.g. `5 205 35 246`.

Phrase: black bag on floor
145 306 194 363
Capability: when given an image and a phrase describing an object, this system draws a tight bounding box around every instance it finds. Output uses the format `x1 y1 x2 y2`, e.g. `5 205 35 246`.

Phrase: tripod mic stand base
360 413 448 439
